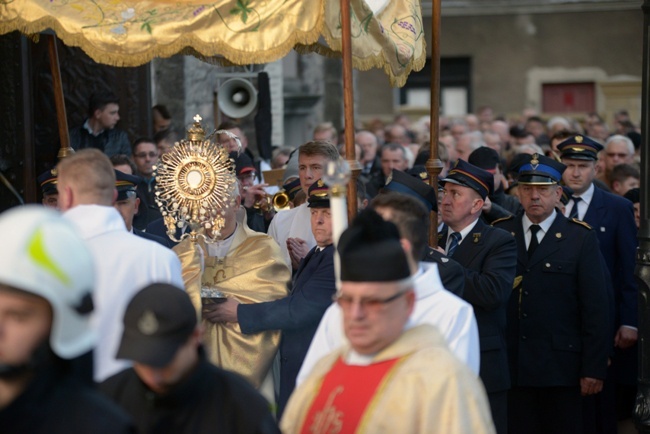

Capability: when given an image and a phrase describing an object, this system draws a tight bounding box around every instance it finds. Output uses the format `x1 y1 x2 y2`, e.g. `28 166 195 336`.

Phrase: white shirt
267 202 316 267
297 262 480 385
64 205 184 381
522 210 557 248
564 183 594 221
445 218 479 255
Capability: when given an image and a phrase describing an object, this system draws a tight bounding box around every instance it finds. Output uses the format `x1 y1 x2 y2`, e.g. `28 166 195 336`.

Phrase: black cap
115 170 142 201
384 169 438 213
37 168 58 196
117 283 197 367
230 152 256 177
440 159 493 200
468 147 500 172
282 177 302 201
624 187 640 204
557 134 603 161
406 165 429 181
307 179 330 208
338 209 410 282
517 153 566 185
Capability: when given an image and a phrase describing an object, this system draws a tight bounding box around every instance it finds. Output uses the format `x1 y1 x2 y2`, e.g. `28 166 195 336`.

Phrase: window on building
542 82 595 113
400 57 472 115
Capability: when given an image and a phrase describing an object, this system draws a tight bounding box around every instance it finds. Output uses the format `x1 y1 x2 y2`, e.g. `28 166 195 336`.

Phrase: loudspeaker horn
217 78 258 119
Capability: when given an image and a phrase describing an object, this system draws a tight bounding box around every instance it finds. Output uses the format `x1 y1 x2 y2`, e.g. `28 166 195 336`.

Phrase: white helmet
0 206 95 359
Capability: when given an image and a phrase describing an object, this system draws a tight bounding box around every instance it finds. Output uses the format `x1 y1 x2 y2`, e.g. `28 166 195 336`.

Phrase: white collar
447 218 479 245
522 209 557 235
577 182 595 206
64 205 126 240
83 119 103 137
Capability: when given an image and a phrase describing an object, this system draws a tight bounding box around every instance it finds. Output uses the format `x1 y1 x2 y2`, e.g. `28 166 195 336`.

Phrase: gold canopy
0 0 425 86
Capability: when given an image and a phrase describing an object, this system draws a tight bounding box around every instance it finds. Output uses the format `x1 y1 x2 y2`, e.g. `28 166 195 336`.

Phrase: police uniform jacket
493 212 610 386
440 219 517 393
238 244 336 417
582 185 637 329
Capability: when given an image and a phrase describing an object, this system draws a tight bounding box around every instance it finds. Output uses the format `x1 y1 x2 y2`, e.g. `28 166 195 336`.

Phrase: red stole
299 356 402 434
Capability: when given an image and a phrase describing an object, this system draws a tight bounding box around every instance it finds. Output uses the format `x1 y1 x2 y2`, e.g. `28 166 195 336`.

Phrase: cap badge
575 135 583 143
50 168 58 176
571 147 584 152
138 310 159 335
419 171 427 180
530 154 539 170
317 179 324 188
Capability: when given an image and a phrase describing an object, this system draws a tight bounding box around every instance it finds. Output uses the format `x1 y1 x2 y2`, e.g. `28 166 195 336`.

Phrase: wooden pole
341 0 361 222
47 35 74 159
427 0 444 247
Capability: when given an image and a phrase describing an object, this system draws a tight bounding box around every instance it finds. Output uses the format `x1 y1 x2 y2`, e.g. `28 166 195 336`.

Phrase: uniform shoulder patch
570 218 592 230
491 215 514 226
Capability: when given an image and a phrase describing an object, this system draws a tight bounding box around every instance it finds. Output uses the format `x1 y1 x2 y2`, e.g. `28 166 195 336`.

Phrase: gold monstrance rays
154 115 239 243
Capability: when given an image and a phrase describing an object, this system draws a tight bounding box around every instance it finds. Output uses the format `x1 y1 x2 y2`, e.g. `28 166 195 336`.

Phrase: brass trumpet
253 190 292 212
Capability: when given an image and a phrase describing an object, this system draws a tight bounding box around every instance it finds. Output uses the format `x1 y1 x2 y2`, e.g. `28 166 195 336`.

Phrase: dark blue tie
569 197 581 219
447 232 462 257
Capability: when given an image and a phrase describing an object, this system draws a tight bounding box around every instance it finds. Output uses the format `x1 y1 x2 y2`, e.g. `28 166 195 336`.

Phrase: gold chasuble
282 325 496 434
174 223 290 388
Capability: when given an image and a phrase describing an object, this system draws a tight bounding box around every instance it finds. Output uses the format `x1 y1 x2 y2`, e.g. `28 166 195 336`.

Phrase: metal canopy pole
426 0 443 247
635 2 650 432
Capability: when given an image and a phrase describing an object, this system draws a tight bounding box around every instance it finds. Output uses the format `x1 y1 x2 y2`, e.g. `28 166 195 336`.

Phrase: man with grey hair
456 132 484 162
56 148 183 381
599 134 636 189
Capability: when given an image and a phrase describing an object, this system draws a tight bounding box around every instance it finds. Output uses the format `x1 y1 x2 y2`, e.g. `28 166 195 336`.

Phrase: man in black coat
101 283 278 434
381 168 465 296
558 134 639 433
439 159 517 434
493 154 610 434
207 179 336 418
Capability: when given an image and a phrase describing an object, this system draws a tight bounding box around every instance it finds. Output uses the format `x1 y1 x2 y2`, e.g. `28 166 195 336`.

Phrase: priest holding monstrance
154 116 290 396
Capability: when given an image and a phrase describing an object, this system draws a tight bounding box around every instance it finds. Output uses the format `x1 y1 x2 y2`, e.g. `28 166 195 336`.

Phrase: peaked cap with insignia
440 159 494 200
307 179 330 208
517 153 566 185
384 168 438 213
557 134 603 161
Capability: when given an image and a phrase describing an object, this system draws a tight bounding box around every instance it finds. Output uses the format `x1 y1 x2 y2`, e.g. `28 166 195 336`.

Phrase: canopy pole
427 0 444 248
47 35 74 159
341 0 361 223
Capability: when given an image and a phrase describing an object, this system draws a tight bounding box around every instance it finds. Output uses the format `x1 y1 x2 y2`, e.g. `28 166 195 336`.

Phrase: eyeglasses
134 152 158 159
334 290 408 311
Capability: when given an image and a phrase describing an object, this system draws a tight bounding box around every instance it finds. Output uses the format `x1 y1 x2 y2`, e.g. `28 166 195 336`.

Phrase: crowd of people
2 90 642 434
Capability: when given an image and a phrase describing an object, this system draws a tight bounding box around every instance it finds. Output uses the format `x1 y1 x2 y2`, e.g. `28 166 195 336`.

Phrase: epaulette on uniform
491 215 514 226
570 218 592 230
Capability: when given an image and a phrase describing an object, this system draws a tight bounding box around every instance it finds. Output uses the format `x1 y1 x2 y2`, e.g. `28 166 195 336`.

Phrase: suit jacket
133 228 173 248
423 248 465 296
582 184 637 328
440 219 517 393
494 212 610 387
238 244 336 416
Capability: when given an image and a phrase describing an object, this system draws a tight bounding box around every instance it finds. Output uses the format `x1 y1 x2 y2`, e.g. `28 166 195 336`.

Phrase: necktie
447 232 462 257
528 225 541 259
568 197 581 219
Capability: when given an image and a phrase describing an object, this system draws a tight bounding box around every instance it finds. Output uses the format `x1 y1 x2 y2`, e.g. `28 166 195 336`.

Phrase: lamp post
634 2 650 432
